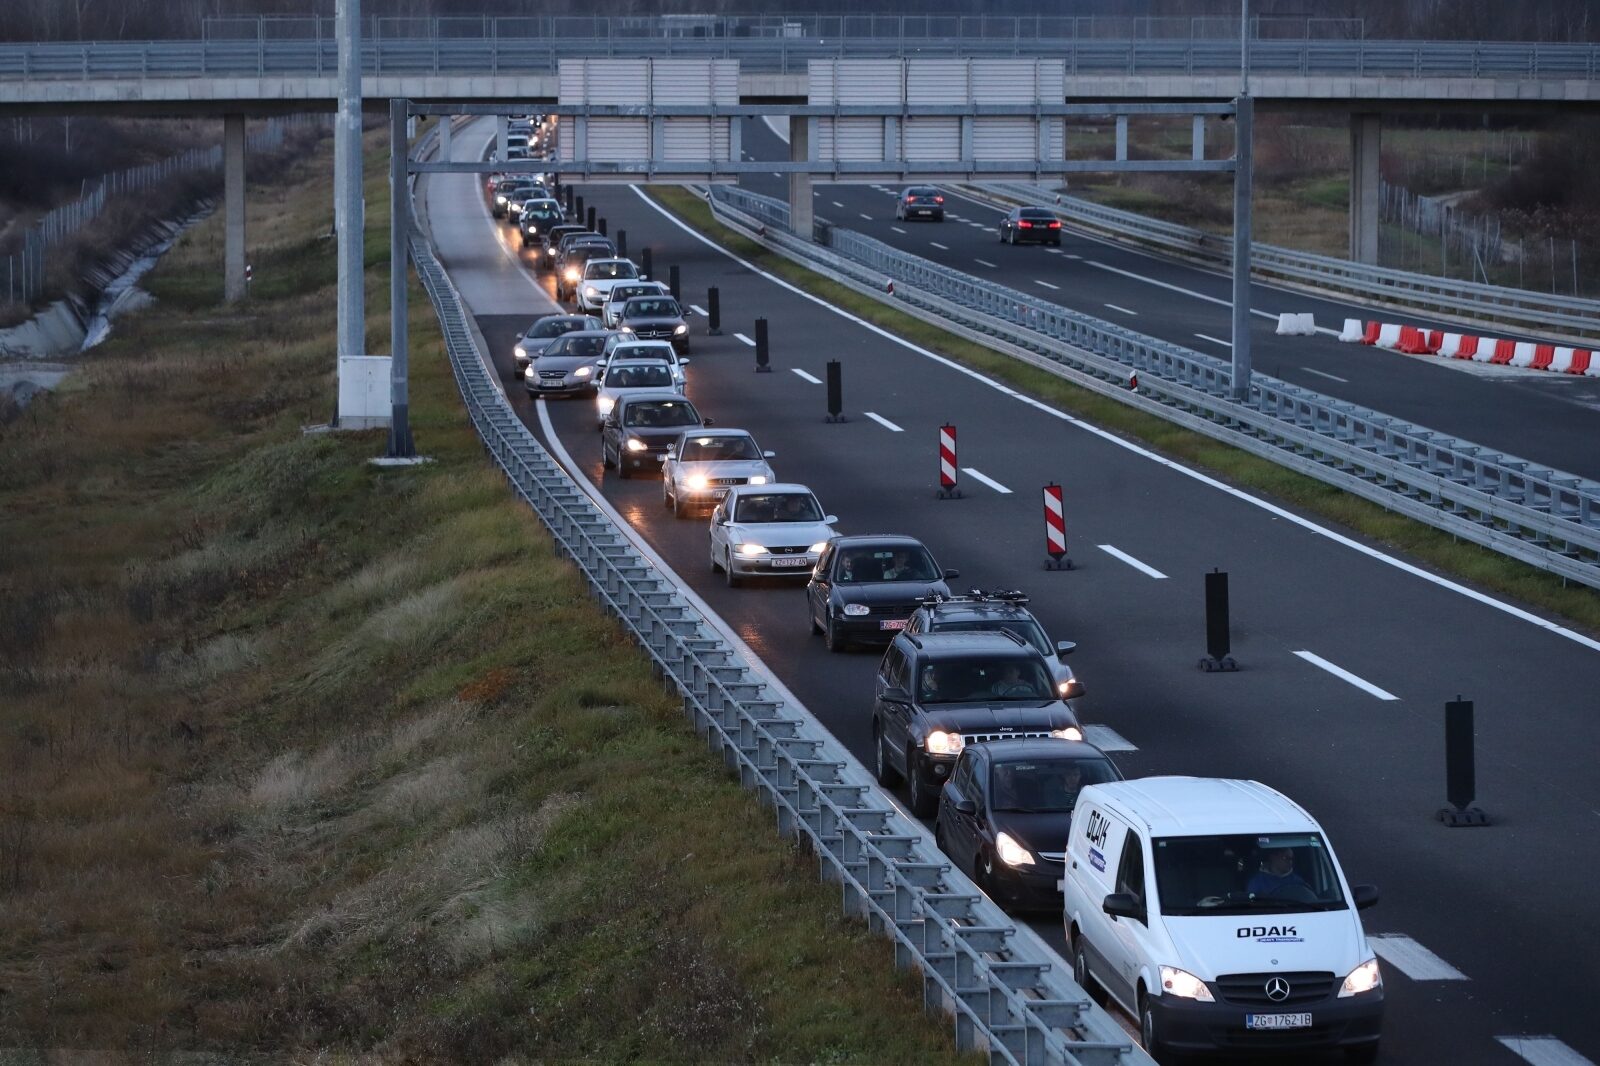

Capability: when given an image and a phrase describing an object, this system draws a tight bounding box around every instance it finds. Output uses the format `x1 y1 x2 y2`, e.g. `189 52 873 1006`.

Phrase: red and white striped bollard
937 424 961 499
1043 482 1072 570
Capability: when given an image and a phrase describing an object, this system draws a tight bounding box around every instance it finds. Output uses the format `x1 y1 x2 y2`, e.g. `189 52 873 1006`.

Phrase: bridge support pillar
788 114 813 241
223 114 247 303
438 115 452 161
1349 112 1381 265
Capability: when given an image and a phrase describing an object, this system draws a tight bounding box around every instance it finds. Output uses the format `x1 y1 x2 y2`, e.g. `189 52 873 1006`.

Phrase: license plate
1245 1013 1312 1031
879 618 907 630
769 556 810 568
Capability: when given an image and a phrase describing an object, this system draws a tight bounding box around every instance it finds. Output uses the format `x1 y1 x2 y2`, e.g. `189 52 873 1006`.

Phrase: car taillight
1048 220 1062 228
1018 220 1033 228
934 195 944 203
906 196 915 203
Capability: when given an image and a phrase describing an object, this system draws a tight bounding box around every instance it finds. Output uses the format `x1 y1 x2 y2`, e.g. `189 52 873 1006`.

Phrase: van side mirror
1352 884 1379 910
1102 892 1144 923
1056 640 1077 658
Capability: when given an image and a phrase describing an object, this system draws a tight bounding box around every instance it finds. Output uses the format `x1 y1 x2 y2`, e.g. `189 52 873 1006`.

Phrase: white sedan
662 429 776 517
708 483 837 587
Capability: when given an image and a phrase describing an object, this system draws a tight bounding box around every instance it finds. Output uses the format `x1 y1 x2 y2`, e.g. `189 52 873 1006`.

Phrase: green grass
647 185 1600 635
0 131 977 1063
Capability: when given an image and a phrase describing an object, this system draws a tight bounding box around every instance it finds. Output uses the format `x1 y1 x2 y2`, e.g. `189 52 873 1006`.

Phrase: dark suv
556 239 617 302
896 185 945 222
806 534 957 652
872 631 1084 816
905 590 1083 709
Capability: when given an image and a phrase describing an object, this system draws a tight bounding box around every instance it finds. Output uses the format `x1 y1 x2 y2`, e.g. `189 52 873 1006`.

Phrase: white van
1063 777 1383 1063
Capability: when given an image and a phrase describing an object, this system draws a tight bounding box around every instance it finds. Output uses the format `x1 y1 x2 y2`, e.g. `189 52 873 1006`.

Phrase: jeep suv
905 589 1084 709
872 631 1083 817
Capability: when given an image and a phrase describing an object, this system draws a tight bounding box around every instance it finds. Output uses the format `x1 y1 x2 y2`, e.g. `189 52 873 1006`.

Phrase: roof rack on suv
915 588 1031 608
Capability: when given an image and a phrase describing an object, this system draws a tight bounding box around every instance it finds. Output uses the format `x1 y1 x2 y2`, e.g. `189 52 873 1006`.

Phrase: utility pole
334 0 365 377
387 98 415 458
1231 0 1254 402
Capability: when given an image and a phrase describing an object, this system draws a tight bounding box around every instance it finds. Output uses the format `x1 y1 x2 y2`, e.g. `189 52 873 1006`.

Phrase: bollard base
709 328 723 336
936 487 963 500
825 414 847 424
1045 555 1074 571
1197 655 1239 672
755 365 772 373
1438 806 1490 828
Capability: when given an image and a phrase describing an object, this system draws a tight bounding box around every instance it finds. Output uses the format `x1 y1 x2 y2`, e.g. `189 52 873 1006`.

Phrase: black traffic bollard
1440 697 1489 826
825 360 845 422
598 216 607 237
586 205 596 232
754 318 771 372
616 229 627 258
1198 569 1238 671
564 186 574 213
707 286 722 334
575 193 585 222
641 246 653 280
668 264 681 300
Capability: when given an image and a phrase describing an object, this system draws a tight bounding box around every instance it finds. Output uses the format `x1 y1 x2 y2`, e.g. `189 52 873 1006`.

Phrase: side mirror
762 450 776 458
514 331 524 339
679 357 691 365
1102 892 1144 923
1352 884 1379 911
880 686 912 705
943 568 961 580
1056 640 1077 658
640 274 649 280
702 417 715 427
953 798 977 817
823 515 838 525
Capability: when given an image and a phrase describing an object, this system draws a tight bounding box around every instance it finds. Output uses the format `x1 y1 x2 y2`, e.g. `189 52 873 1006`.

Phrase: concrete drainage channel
406 132 1148 1066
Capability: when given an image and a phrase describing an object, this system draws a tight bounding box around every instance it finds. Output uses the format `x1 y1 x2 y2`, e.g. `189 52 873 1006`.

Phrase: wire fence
1 115 319 309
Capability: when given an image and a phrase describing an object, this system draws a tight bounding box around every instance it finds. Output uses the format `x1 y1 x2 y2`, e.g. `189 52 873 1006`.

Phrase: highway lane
736 117 1600 483
426 120 1600 1065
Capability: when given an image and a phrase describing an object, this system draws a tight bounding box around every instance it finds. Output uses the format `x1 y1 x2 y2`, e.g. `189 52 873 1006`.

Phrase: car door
1070 804 1128 1005
808 544 835 629
601 404 622 462
878 648 916 770
1101 825 1151 1011
708 498 729 560
948 752 985 874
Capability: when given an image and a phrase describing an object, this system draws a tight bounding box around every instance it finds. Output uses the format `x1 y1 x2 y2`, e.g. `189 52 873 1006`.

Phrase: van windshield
1152 833 1348 916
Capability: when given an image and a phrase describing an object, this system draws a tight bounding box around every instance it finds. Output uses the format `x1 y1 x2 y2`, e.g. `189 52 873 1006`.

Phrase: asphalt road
424 119 1600 1066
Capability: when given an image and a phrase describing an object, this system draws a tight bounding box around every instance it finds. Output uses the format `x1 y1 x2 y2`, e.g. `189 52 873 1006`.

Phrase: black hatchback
896 185 945 222
806 534 957 652
936 738 1122 912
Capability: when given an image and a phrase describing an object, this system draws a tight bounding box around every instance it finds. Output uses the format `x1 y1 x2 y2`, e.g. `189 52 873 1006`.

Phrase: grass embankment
0 128 974 1063
650 186 1600 635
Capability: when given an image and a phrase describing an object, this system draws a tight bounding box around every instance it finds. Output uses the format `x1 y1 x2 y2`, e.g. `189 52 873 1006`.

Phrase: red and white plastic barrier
1357 320 1599 376
1275 312 1317 336
937 424 960 499
1042 483 1071 570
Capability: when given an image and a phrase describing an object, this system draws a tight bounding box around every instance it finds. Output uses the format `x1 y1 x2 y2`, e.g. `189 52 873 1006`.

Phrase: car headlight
597 396 615 414
737 543 766 556
584 286 599 298
565 268 579 281
1339 958 1382 998
1159 966 1215 1002
513 345 528 361
1049 727 1084 742
1058 679 1084 699
808 541 828 553
842 603 870 617
748 475 768 485
925 730 964 756
673 324 689 335
995 832 1035 868
686 474 708 490
618 325 635 333
495 195 507 204
571 366 591 379
625 438 647 453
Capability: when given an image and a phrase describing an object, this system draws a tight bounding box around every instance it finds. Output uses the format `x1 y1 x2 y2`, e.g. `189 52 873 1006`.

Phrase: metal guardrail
970 180 1600 342
708 184 1600 591
2 37 1598 81
405 157 1149 1066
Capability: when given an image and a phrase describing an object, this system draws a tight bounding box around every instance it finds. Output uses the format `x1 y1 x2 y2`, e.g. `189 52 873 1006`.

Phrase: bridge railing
707 183 1600 591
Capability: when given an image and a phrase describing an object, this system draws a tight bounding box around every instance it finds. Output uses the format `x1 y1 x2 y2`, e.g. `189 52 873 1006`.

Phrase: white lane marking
1083 725 1138 753
688 303 708 316
1293 650 1399 701
859 213 874 221
733 332 755 346
1087 258 1280 323
832 200 845 208
629 185 1600 655
864 411 904 432
1096 544 1168 579
791 368 822 384
1047 247 1063 254
891 226 907 234
1301 366 1350 384
962 467 1013 494
967 221 986 228
1495 1037 1596 1066
771 172 781 178
975 259 998 269
930 241 949 250
1367 934 1468 981
1195 333 1233 348
1104 303 1139 316
1034 279 1060 290
1065 253 1083 259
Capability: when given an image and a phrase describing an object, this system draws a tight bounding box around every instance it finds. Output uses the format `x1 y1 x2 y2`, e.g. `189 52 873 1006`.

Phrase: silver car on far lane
661 428 776 518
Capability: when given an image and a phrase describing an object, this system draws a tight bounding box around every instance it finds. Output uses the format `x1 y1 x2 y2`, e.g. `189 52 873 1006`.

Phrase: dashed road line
688 304 708 316
859 213 874 221
831 200 845 208
864 411 904 432
1097 544 1168 579
1065 253 1083 259
1368 935 1468 981
1495 1037 1596 1066
1293 650 1399 701
1086 257 1280 324
733 332 755 346
1104 303 1138 316
975 259 998 269
1302 366 1350 384
791 368 822 384
891 226 907 234
1195 333 1233 348
930 241 949 250
1083 725 1138 752
1034 279 1060 290
962 468 1012 494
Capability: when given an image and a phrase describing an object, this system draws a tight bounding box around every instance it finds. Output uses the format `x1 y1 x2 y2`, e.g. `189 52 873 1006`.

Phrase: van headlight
925 730 964 756
1159 966 1215 1002
1049 726 1084 742
1338 958 1382 998
995 832 1035 868
841 603 870 617
495 194 507 204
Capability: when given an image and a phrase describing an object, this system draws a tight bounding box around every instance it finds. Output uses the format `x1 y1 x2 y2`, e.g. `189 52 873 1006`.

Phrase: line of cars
887 185 1062 247
486 167 1385 1064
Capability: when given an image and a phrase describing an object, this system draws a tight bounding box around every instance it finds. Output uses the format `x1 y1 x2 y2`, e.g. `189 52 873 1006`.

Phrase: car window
626 298 680 318
585 261 637 280
989 758 1119 813
733 493 822 523
679 436 762 462
1115 832 1146 906
914 656 1052 703
623 400 700 428
609 344 674 363
546 335 606 357
835 546 937 584
527 318 586 338
929 618 1051 657
1152 833 1348 917
1021 209 1056 220
606 364 673 389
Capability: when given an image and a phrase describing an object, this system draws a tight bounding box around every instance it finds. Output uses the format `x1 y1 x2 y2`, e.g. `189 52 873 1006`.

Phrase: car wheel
662 485 674 511
1051 237 1062 246
618 459 633 480
601 443 615 469
906 749 937 817
999 228 1007 243
809 608 822 635
873 724 902 787
1345 1044 1381 1065
823 615 846 653
1139 991 1175 1064
724 550 741 588
710 544 722 573
1074 935 1109 1006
